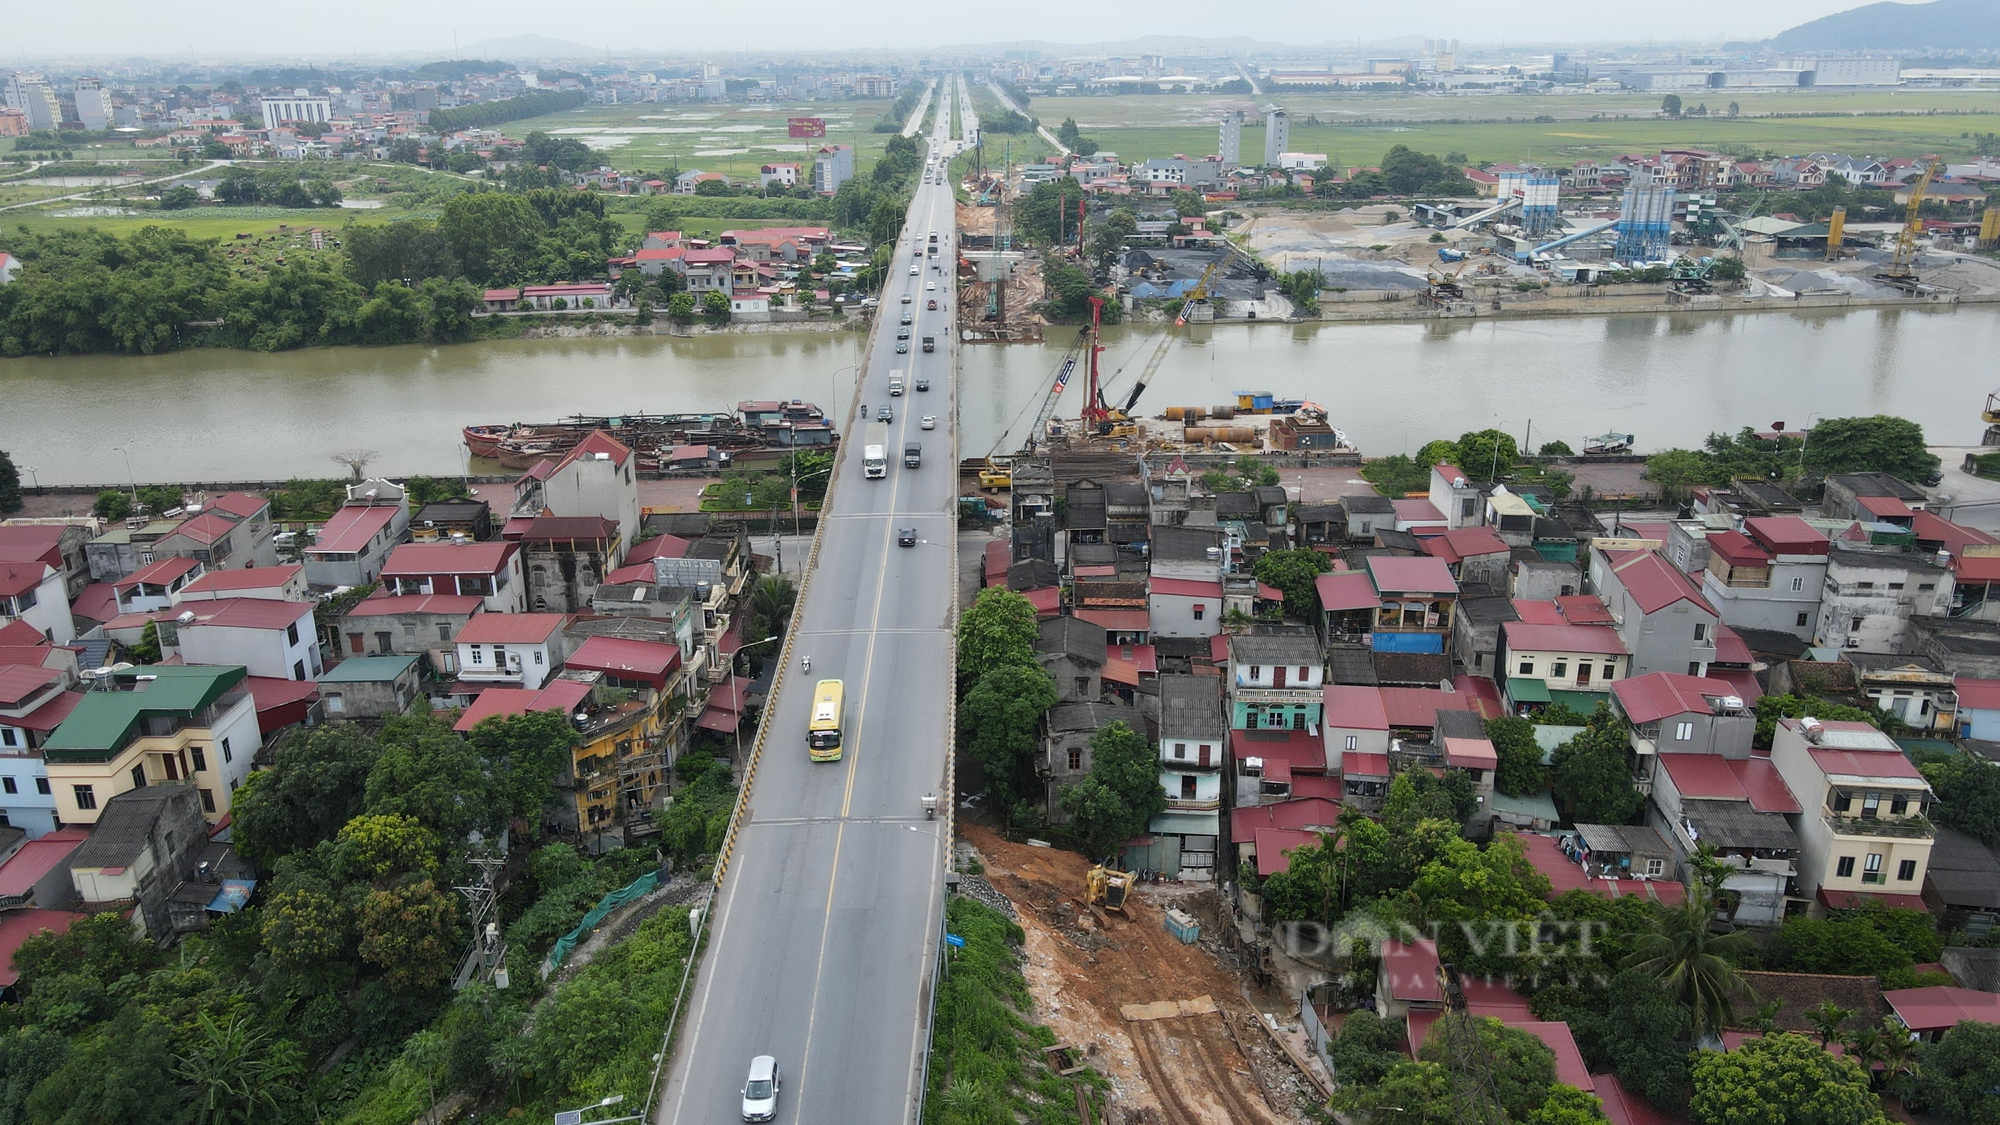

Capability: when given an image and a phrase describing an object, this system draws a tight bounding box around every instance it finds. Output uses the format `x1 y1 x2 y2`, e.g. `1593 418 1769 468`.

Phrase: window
292 660 306 681
1897 859 1917 881
348 633 364 654
1551 661 1568 679
1173 742 1186 760
130 765 146 790
199 789 215 814
1192 604 1205 621
1791 576 1805 592
1180 776 1198 800
1862 853 1886 884
438 624 451 641
470 646 484 665
1345 735 1358 751
1693 623 1707 641
221 738 232 764
1644 858 1665 876
72 785 95 811
1067 748 1082 771
1518 660 1534 675
534 651 544 665
1674 721 1694 741
1076 678 1091 698
286 621 300 645
1836 855 1856 878
0 728 15 748
0 777 14 794
1888 582 1904 591
1297 666 1311 682
1688 662 1701 676
403 624 416 640
1796 612 1811 628
1862 792 1880 819
1248 666 1263 682
191 747 207 772
35 778 48 795
1919 582 1935 592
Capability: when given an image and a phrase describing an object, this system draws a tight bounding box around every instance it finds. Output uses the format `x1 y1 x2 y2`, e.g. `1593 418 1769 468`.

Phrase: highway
657 78 967 1125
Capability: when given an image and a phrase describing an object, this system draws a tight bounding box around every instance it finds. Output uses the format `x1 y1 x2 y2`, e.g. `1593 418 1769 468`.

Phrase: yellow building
42 665 259 827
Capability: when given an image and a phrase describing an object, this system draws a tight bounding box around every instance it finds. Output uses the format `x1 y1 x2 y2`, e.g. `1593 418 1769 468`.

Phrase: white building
1218 109 1242 167
1262 107 1289 167
453 612 573 690
813 144 854 195
72 78 112 131
175 599 322 682
1817 547 1953 654
0 562 73 645
1769 717 1934 905
259 93 333 126
1147 675 1225 880
1278 152 1328 172
3 74 60 131
519 431 642 558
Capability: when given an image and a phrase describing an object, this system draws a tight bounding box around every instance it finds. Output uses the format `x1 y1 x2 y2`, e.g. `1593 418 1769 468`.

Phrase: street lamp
729 635 783 763
552 1093 640 1125
19 465 38 494
109 446 138 509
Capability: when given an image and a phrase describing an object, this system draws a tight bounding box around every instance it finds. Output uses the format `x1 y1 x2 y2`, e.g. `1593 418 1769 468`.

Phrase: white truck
863 421 889 479
888 370 905 396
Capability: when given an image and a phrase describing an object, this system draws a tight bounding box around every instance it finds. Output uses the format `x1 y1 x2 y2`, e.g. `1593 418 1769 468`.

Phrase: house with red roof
1229 797 1341 877
0 667 81 834
1700 517 1829 644
1148 576 1224 639
1769 717 1934 909
452 613 573 692
1590 548 1720 677
1314 569 1378 642
1883 986 2000 1040
148 492 278 572
379 541 526 614
1376 938 1445 1020
175 564 308 604
339 592 484 678
1420 526 1511 588
1649 748 1803 923
0 828 87 904
0 524 90 599
1496 620 1628 713
175 599 322 682
304 479 411 588
1610 671 1756 758
1954 674 2000 740
0 562 71 646
1365 555 1459 655
112 556 204 614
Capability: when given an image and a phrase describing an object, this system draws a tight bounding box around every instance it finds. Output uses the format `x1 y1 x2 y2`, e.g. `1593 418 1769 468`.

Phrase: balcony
1824 813 1934 840
1165 795 1222 812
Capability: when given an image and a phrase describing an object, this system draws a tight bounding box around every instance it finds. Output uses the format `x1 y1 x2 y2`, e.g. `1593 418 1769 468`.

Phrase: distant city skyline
10 0 1893 62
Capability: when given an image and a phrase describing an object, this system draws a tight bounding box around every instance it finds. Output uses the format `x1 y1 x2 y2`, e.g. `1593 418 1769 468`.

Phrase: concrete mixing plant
1613 185 1674 264
1520 176 1560 237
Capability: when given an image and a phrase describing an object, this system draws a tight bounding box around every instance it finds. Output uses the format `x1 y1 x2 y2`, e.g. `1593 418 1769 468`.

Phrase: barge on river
464 401 837 471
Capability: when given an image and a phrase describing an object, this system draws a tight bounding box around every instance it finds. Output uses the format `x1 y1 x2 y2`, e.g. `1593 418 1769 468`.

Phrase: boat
463 424 512 457
1582 432 1636 456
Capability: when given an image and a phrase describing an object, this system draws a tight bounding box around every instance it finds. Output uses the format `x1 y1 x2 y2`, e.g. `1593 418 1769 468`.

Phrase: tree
365 712 505 842
1539 441 1575 457
1327 1008 1403 1085
703 289 730 323
1662 95 1684 118
1690 1032 1887 1125
357 876 462 989
1530 1086 1611 1125
1625 884 1756 1040
1057 721 1167 857
1379 145 1473 195
1913 1020 2000 1125
0 450 22 513
1253 548 1332 622
1644 448 1713 501
336 814 444 882
174 1010 300 1125
439 191 544 284
1801 415 1939 482
24 1006 185 1125
1710 256 1747 281
1728 101 1741 117
463 708 579 828
1088 208 1136 266
1924 751 2000 845
666 291 696 321
1550 707 1646 824
1485 715 1547 797
956 586 1040 676
11 909 158 995
0 1026 71 1124
1416 1015 1558 1121
958 664 1059 809
92 489 132 521
258 872 351 981
1168 190 1207 219
1599 968 1695 1107
1456 429 1520 480
230 724 379 863
1407 832 1553 936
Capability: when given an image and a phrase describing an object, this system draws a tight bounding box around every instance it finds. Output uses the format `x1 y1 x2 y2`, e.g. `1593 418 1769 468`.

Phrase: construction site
958 826 1328 1125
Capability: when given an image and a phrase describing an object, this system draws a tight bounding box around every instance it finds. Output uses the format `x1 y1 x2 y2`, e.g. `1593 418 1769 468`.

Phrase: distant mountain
1770 0 2000 51
459 34 606 60
940 34 1430 57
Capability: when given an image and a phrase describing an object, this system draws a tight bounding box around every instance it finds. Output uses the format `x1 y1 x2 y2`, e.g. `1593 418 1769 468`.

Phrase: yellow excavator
1877 156 1942 292
977 324 1094 488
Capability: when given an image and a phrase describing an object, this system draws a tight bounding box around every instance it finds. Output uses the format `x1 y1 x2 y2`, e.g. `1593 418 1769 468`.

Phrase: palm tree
1622 885 1756 1041
174 1011 299 1125
1807 999 1855 1047
1868 1016 1922 1100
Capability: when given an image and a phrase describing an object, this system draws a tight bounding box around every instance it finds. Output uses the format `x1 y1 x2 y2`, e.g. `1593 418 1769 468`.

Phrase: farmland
1004 87 2000 168
493 98 906 181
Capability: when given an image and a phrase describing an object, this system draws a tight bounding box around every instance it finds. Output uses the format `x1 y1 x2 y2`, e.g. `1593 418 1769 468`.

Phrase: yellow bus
808 679 845 762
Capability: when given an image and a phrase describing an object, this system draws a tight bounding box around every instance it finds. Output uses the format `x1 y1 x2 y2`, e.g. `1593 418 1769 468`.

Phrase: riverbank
513 316 864 340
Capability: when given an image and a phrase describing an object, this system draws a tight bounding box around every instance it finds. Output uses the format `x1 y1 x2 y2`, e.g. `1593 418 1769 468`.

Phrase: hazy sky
15 0 1884 59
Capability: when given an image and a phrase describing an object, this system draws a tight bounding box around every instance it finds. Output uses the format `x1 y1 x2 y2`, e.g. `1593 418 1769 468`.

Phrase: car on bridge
898 528 916 547
921 415 936 429
895 342 908 353
741 1055 780 1121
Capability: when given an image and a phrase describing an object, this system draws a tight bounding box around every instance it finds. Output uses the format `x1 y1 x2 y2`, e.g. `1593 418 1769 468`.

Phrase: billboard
788 117 826 138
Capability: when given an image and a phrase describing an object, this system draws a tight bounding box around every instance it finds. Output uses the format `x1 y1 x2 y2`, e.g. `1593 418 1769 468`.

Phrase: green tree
703 289 730 323
0 1026 71 1123
1252 548 1332 622
24 1007 185 1125
173 1010 300 1125
1168 190 1207 219
956 586 1040 676
1690 1032 1886 1125
960 665 1059 811
1408 832 1553 940
0 451 24 513
439 190 544 284
11 910 158 995
159 184 199 210
1662 94 1684 118
1801 415 1939 482
1486 715 1546 797
1599 968 1695 1107
1327 1008 1403 1085
335 813 444 882
1625 885 1756 1039
1057 721 1168 858
92 489 132 521
666 291 696 321
365 711 505 842
1456 429 1520 480
1530 1086 1611 1125
357 876 462 989
1923 751 2000 845
1645 448 1713 501
1539 441 1575 457
1913 1020 2000 1125
258 872 351 982
1056 117 1083 149
230 724 379 863
1415 1015 1558 1121
1550 707 1645 824
463 708 579 829
1088 207 1136 266
1773 911 1930 976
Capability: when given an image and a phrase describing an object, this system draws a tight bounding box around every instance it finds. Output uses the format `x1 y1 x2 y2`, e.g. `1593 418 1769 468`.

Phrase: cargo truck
921 336 935 353
863 421 888 479
903 442 921 468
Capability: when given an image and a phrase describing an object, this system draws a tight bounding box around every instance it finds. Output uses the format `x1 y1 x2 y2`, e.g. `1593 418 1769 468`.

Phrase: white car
741 1056 780 1121
925 281 936 291
901 294 912 304
909 265 919 275
921 415 936 430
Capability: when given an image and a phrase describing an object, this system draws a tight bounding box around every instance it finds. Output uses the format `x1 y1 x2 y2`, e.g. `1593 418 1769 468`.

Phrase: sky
13 0 1890 59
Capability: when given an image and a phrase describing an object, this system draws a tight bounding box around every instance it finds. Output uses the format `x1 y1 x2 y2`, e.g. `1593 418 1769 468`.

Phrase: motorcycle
801 654 811 674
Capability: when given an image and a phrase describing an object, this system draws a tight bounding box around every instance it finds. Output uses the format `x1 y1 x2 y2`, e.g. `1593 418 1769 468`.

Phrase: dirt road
961 826 1312 1124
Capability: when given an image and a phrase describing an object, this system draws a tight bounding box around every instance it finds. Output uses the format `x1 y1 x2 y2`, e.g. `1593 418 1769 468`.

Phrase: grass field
494 99 903 182
1013 88 2000 168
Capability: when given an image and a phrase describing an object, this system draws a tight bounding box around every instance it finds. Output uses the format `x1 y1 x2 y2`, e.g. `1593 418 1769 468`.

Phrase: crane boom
1028 330 1090 451
1883 157 1941 284
1111 258 1224 416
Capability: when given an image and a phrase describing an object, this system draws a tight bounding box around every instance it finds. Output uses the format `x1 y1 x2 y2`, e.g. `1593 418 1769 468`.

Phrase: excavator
1423 260 1469 304
1877 156 1942 292
1084 864 1132 914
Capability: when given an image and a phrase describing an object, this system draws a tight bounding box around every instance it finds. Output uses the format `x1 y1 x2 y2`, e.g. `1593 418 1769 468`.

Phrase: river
4 306 1997 486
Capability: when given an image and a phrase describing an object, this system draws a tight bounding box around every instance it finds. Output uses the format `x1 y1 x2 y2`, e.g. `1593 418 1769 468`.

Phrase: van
904 443 922 468
888 376 904 396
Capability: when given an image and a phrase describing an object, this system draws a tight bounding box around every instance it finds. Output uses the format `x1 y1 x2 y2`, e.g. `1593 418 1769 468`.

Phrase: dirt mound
960 825 1313 1124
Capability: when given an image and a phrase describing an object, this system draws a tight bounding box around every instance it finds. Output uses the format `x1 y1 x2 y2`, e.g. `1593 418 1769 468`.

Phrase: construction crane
977 325 1092 488
1076 296 1137 440
1669 254 1716 295
1088 259 1224 437
1423 260 1468 305
1878 156 1942 291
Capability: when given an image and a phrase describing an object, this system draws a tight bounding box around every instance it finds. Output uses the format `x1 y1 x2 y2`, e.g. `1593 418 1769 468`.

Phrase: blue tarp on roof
206 879 255 913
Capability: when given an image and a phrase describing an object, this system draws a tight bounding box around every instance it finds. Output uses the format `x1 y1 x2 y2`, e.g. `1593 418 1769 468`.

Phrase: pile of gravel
956 873 1018 919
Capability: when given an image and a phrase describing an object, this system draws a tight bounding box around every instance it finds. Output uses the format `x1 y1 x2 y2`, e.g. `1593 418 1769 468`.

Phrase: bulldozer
1084 865 1133 914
